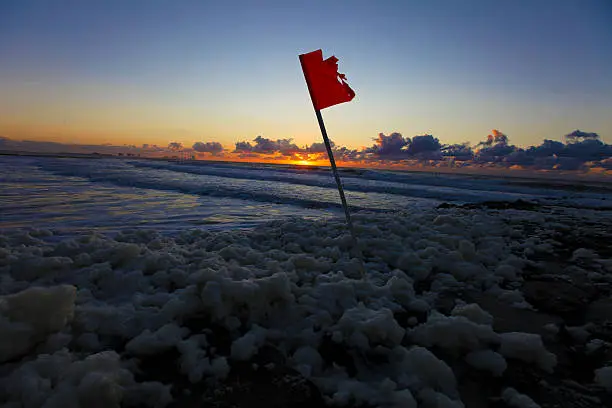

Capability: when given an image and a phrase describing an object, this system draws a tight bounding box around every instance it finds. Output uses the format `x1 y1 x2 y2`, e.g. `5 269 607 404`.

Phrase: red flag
300 49 355 110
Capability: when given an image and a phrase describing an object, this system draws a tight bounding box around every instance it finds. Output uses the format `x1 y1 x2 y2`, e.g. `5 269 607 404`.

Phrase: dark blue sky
1 0 611 148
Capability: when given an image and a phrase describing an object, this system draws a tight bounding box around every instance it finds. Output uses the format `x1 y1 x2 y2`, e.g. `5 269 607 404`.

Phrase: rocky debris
438 199 542 211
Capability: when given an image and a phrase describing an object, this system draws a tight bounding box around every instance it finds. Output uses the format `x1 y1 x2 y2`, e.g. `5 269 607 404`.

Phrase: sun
296 160 311 166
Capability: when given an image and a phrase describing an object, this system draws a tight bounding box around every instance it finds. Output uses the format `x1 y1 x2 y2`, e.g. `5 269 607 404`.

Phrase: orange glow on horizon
295 160 312 166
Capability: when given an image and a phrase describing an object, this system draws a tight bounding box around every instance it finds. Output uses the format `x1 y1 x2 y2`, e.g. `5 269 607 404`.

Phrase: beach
1 155 612 407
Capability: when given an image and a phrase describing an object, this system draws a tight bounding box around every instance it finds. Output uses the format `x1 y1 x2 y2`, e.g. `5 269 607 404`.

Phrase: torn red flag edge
299 49 355 110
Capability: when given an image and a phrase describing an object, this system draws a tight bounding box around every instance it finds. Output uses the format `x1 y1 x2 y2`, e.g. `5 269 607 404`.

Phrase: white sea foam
2 204 589 407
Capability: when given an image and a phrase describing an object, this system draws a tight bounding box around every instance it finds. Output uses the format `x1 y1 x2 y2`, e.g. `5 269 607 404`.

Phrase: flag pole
314 108 364 279
299 54 355 237
313 108 355 236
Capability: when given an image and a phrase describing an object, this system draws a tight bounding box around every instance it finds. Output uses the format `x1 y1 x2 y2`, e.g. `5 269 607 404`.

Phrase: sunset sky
1 0 611 152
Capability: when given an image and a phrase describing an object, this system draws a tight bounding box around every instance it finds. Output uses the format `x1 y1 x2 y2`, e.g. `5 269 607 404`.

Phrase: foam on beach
1 206 612 407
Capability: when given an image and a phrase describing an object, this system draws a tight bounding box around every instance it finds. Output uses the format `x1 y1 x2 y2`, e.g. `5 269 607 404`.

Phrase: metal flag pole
313 109 355 236
313 106 365 280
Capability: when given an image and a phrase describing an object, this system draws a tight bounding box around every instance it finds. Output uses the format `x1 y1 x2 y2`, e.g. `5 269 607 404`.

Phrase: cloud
473 130 519 162
333 146 362 162
476 144 517 161
466 130 612 169
526 139 564 157
550 157 585 171
237 152 260 159
233 136 338 161
441 143 474 161
364 133 443 160
234 136 300 156
562 139 612 161
250 136 280 153
477 129 508 148
407 135 441 156
366 132 409 157
598 158 612 170
565 129 600 142
502 149 533 166
168 142 183 150
234 141 254 153
491 129 508 145
305 142 328 154
192 141 224 155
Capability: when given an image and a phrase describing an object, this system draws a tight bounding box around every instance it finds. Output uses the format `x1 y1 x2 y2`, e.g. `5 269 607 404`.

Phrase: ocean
2 155 610 234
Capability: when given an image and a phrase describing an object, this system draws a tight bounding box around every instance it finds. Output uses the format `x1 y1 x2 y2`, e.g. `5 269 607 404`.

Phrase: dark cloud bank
226 129 612 172
2 129 612 172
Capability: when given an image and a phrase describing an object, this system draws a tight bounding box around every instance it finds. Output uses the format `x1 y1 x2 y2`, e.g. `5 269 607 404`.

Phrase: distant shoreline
0 150 114 159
